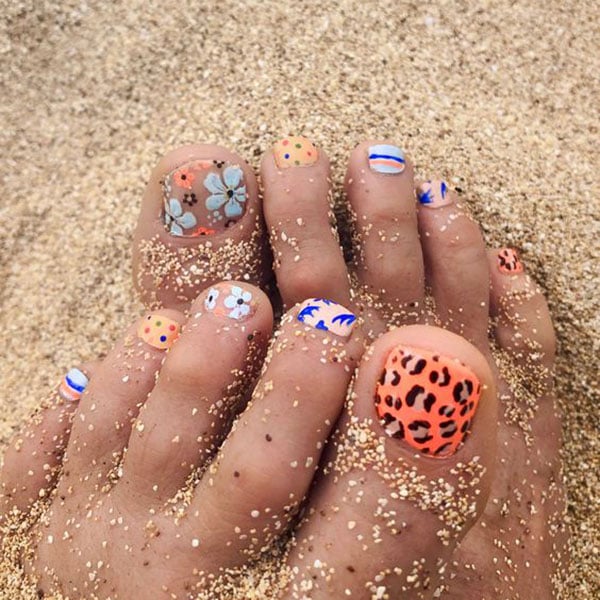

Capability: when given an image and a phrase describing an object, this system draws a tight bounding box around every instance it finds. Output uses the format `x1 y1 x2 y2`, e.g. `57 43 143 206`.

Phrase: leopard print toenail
497 248 524 274
375 346 482 457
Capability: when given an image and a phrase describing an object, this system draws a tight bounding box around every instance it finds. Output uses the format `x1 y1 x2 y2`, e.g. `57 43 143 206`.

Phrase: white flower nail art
204 287 220 311
223 285 253 320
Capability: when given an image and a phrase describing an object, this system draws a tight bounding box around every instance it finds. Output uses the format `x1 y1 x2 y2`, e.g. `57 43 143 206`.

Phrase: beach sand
0 0 598 597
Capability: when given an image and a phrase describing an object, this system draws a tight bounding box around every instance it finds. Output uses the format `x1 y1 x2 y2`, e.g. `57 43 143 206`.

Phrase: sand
0 0 598 597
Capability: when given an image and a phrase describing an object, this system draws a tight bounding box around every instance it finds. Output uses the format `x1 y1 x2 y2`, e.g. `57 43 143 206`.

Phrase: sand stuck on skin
0 1 598 597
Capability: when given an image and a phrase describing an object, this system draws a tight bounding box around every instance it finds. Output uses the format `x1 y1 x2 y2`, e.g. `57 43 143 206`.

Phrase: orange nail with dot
138 314 181 350
273 136 318 169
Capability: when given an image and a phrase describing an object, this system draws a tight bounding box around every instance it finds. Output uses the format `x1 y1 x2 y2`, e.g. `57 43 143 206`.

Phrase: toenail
375 346 481 457
296 298 357 338
273 136 319 168
367 143 406 174
162 159 247 237
58 368 89 402
202 282 257 322
497 248 524 274
138 314 181 349
417 180 453 208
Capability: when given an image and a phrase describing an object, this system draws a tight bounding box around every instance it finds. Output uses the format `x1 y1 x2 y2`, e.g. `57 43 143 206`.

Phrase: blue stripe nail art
367 144 406 174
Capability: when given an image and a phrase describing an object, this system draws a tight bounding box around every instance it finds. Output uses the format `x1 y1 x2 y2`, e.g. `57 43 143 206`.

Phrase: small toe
489 248 556 371
133 144 270 311
118 282 273 503
0 363 96 519
187 297 364 568
261 136 351 309
345 140 425 323
417 181 490 350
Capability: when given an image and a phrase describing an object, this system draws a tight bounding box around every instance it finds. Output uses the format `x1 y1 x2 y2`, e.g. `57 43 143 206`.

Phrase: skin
0 141 566 599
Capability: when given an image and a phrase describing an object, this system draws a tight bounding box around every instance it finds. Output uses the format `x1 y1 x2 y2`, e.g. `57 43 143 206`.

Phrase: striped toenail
203 282 257 322
497 248 524 274
375 346 481 458
417 180 452 208
138 314 181 349
58 368 89 402
296 298 357 338
367 144 406 174
162 159 247 237
273 136 319 168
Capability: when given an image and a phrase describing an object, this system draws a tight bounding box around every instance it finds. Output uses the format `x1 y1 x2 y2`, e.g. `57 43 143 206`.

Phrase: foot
0 139 566 599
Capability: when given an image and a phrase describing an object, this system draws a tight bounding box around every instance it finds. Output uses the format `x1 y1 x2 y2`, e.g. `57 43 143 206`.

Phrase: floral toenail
296 298 357 338
273 136 319 169
375 346 481 458
497 248 524 274
417 180 452 208
162 159 247 237
203 283 257 321
367 144 406 174
58 368 89 402
138 314 181 349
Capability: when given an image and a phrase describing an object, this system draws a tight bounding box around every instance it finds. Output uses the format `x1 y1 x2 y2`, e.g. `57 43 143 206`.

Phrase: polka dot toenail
273 136 319 169
138 314 181 349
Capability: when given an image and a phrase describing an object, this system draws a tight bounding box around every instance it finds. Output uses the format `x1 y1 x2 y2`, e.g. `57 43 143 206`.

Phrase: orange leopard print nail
497 248 524 274
375 346 482 458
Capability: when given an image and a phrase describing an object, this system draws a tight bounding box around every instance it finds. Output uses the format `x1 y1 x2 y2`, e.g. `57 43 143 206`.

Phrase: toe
284 325 496 598
489 248 556 371
133 144 270 311
418 181 490 350
57 309 186 495
118 282 273 503
261 136 351 308
0 363 96 519
188 297 363 568
345 140 425 322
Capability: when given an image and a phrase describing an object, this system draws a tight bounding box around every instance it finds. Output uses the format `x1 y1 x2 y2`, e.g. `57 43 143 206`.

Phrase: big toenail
137 314 181 349
367 144 406 174
202 282 257 322
497 248 524 274
375 346 481 458
162 159 247 237
58 368 89 402
273 136 319 169
296 298 357 338
417 180 453 208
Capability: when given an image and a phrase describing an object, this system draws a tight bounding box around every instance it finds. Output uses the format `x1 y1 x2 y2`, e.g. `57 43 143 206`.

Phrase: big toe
284 325 497 599
133 144 271 311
